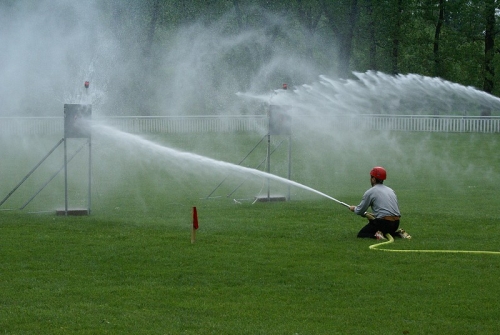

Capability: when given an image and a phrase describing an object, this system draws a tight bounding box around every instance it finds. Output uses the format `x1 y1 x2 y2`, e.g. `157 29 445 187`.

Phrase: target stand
205 84 293 203
205 104 292 203
56 104 92 216
254 104 292 202
0 104 92 215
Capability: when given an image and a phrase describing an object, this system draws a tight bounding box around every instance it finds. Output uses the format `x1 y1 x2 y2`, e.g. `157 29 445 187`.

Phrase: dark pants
357 219 400 239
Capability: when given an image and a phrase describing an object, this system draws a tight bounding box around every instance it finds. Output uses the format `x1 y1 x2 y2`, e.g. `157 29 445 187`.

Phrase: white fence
1 115 500 135
357 115 500 133
102 115 268 133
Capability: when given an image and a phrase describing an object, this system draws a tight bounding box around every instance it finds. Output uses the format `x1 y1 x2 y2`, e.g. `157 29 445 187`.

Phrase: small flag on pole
193 207 199 230
191 206 198 243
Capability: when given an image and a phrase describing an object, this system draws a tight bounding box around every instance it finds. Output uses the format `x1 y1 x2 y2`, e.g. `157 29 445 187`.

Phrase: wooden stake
191 226 196 244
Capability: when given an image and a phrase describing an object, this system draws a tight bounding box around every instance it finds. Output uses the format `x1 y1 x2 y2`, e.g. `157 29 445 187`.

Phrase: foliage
2 0 500 118
124 0 500 93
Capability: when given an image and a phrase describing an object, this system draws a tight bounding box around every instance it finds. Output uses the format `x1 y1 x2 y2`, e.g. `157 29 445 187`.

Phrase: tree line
103 0 500 97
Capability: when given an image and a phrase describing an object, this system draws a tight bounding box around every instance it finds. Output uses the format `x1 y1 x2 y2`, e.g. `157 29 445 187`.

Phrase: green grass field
1 129 500 334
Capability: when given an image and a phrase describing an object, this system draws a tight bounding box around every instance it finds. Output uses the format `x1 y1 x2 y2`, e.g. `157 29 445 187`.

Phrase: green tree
296 0 324 61
433 0 445 77
391 0 403 74
483 0 496 94
97 0 500 110
322 0 360 78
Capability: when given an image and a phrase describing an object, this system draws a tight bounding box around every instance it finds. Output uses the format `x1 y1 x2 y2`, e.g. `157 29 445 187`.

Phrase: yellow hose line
369 234 500 255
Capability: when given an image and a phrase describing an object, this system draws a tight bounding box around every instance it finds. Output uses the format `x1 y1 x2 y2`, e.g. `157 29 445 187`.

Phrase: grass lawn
1 129 500 334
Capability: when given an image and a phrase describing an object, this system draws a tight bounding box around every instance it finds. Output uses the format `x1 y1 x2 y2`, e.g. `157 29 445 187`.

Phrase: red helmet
370 166 387 180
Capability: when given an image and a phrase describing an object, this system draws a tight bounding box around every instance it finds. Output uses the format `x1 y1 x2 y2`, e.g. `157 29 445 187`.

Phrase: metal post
266 133 271 201
0 138 64 207
287 135 292 201
19 142 87 210
64 138 68 216
88 138 92 215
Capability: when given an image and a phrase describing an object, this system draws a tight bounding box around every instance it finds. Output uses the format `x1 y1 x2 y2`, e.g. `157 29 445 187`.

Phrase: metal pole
205 135 267 199
20 141 87 210
226 139 285 198
0 138 64 207
266 133 271 201
88 138 92 215
64 138 68 216
287 135 292 201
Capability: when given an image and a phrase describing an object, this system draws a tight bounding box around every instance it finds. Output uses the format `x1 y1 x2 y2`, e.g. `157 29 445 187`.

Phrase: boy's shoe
396 228 411 239
374 231 387 240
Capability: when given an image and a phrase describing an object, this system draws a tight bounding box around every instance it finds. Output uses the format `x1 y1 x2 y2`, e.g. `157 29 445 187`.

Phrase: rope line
369 234 500 255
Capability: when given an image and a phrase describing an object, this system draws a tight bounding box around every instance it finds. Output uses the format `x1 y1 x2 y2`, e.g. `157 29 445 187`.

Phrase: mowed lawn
1 130 500 334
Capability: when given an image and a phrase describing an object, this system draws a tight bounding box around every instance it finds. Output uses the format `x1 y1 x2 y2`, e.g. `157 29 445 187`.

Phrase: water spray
92 123 349 206
317 193 349 208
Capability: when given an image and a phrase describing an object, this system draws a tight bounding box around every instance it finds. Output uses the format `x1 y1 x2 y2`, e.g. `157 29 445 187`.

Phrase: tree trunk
433 0 444 77
233 0 244 32
322 0 359 78
297 0 322 61
144 0 160 58
336 0 359 78
483 0 495 94
391 0 403 75
366 0 377 70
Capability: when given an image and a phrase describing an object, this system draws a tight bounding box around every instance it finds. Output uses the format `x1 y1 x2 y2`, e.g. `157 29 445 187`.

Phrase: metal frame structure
206 105 292 202
0 104 92 215
264 105 292 201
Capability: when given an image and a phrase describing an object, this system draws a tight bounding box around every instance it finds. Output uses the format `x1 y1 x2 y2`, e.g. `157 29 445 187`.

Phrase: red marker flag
192 207 199 230
191 207 198 244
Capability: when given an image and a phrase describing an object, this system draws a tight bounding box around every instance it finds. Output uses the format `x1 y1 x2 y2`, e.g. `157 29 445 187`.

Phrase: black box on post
269 105 292 135
64 104 92 139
